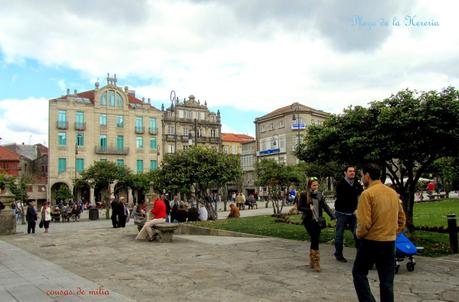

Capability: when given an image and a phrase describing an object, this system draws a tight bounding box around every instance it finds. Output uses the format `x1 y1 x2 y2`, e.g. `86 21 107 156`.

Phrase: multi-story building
221 133 254 155
255 102 330 166
162 95 221 153
240 140 257 196
3 143 48 203
0 146 20 176
48 75 162 204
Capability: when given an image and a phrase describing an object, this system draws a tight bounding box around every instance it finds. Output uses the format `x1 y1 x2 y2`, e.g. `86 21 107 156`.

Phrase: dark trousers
111 215 119 228
119 215 127 228
353 239 395 302
304 220 321 250
334 212 357 256
27 221 36 234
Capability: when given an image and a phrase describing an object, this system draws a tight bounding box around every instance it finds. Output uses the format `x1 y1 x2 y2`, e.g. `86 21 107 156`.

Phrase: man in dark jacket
26 200 38 234
334 166 363 262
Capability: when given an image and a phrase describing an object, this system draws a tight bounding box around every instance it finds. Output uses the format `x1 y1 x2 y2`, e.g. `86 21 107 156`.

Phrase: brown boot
312 250 321 272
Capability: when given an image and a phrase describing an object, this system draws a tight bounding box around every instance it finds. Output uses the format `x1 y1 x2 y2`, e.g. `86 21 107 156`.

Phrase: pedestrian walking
352 163 406 302
40 201 52 233
334 166 363 262
26 200 38 234
298 177 335 272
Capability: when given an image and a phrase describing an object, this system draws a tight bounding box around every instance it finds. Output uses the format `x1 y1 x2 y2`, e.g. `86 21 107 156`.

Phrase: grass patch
196 201 459 257
413 198 459 227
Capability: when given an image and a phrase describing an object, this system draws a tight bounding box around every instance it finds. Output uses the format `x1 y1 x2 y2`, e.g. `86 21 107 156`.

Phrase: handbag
316 217 326 229
39 219 44 228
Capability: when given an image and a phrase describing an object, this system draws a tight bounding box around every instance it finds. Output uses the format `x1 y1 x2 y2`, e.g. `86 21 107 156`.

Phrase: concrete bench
152 223 179 242
427 193 447 200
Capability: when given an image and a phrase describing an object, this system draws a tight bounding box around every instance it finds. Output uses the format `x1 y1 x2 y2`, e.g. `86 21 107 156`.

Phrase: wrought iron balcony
74 122 86 130
148 127 158 135
165 134 176 142
135 126 145 134
56 121 68 129
95 146 129 155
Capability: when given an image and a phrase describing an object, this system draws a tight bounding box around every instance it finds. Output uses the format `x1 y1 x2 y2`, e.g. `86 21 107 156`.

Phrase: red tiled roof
221 133 255 143
52 89 144 105
0 146 20 161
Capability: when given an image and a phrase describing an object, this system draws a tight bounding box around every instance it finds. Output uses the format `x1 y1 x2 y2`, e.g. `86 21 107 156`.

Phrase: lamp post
291 103 301 148
170 90 177 153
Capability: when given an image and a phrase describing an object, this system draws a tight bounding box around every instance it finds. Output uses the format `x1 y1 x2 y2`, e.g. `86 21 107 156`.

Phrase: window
210 129 216 137
58 110 67 122
279 120 285 128
150 160 157 171
199 111 205 120
149 117 157 130
116 115 124 128
197 128 202 137
135 116 143 128
178 110 184 118
76 132 84 147
136 136 144 149
167 126 175 135
76 159 84 173
58 132 67 145
100 90 123 108
99 114 107 126
136 160 144 173
167 144 175 153
76 111 84 123
116 135 124 150
100 93 107 106
109 91 115 107
58 158 66 174
116 159 124 167
99 135 107 150
150 137 157 150
183 128 189 136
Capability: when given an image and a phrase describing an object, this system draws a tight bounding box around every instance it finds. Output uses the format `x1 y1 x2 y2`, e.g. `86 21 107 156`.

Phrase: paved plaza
1 207 459 302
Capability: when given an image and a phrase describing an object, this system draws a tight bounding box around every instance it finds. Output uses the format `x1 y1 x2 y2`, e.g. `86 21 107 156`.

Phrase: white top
41 206 51 221
198 206 208 221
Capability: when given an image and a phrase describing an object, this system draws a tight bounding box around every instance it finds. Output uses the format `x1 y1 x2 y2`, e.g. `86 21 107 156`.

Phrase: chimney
124 86 129 92
74 89 77 95
142 97 145 103
66 88 70 95
148 98 151 104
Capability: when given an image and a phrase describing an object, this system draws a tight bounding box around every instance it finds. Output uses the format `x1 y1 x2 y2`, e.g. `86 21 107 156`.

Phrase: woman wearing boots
298 177 335 272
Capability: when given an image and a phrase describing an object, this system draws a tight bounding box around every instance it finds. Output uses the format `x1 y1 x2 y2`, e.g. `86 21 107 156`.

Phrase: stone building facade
255 102 330 166
162 95 221 154
48 75 162 204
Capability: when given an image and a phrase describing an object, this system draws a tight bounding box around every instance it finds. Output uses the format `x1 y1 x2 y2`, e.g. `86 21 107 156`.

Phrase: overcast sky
1 0 458 146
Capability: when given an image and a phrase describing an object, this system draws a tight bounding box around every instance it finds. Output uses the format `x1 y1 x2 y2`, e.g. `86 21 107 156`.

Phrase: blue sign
259 148 280 155
291 123 305 130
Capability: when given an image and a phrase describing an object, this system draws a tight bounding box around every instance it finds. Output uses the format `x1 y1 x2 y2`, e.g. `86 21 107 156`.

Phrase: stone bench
152 223 179 242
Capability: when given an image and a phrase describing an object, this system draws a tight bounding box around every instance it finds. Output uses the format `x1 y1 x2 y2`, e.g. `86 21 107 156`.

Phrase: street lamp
291 103 301 149
170 90 177 153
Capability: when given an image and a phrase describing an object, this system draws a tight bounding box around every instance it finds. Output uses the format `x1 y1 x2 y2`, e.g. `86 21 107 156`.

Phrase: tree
5 177 30 224
80 161 129 219
55 185 73 203
157 147 242 218
297 87 459 231
426 157 459 195
255 159 304 214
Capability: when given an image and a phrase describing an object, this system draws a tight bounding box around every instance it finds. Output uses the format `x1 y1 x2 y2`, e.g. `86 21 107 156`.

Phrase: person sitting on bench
136 194 166 241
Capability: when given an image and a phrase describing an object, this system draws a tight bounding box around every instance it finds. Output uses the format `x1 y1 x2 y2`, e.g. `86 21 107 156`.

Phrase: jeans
352 239 395 302
334 211 357 257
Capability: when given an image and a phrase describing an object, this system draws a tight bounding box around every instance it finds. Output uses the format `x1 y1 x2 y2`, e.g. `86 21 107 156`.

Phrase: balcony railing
74 122 86 130
95 146 129 155
135 126 145 134
56 121 68 129
165 134 176 142
148 127 158 135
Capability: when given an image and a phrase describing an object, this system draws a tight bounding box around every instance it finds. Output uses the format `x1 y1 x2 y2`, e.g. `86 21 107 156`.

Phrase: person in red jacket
136 195 167 241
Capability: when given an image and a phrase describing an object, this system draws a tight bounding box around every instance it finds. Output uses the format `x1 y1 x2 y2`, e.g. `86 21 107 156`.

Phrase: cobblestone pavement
1 209 459 302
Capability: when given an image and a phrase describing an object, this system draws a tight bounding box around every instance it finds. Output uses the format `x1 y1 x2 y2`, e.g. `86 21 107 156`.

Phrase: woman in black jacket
298 177 335 272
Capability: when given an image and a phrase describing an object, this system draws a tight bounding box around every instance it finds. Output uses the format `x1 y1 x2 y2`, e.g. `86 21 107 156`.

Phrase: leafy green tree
426 157 459 195
255 159 304 214
80 161 129 218
297 87 459 231
6 176 30 224
55 185 73 202
157 147 242 218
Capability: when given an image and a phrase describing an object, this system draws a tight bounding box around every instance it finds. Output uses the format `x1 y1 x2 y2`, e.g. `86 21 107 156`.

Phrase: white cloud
0 98 48 145
0 0 458 124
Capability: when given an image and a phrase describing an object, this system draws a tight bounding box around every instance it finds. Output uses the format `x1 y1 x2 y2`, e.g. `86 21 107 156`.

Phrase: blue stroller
395 233 421 273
